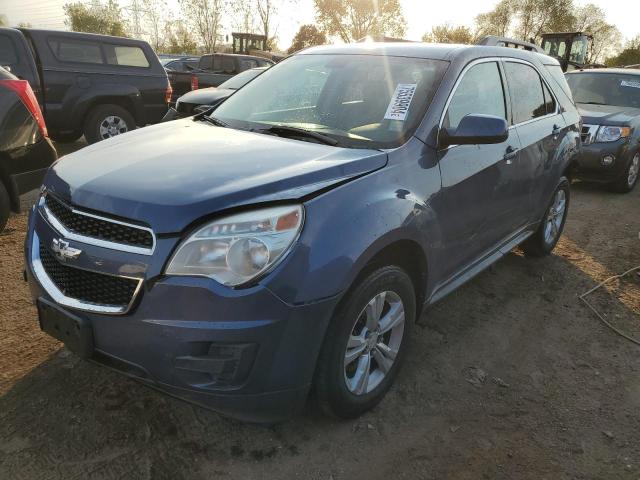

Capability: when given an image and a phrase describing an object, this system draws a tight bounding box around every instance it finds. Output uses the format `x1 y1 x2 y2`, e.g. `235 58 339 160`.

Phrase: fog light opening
601 155 615 166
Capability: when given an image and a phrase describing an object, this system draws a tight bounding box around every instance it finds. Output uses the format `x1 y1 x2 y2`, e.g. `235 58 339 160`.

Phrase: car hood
45 119 387 234
576 103 640 126
178 87 234 105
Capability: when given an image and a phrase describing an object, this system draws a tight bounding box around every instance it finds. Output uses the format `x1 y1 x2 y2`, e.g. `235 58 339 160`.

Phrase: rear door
503 60 566 224
435 59 522 278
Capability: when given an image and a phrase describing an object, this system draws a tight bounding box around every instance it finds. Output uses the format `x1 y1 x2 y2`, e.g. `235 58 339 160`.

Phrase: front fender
263 151 441 306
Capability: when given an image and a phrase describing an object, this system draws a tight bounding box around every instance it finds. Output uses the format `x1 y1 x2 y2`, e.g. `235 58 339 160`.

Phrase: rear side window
104 45 149 67
505 62 547 124
48 38 103 64
444 61 506 130
200 55 213 70
541 81 556 114
0 35 18 65
222 57 235 73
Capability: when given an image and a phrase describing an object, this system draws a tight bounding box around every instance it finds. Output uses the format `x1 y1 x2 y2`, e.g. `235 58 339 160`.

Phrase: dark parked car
161 56 200 73
565 68 640 192
0 28 171 144
0 67 56 231
163 67 267 120
25 43 580 422
168 53 273 102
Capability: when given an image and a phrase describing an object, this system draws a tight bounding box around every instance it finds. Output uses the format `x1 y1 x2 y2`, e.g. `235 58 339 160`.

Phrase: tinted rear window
104 45 149 67
0 35 18 65
48 38 103 64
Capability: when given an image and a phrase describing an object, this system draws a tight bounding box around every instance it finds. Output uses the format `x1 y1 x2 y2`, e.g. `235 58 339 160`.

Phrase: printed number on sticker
384 84 417 121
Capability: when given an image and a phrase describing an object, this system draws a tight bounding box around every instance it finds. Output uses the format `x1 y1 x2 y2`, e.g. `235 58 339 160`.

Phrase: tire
0 181 10 233
521 177 570 257
49 131 82 143
609 152 639 193
83 104 136 144
313 265 416 418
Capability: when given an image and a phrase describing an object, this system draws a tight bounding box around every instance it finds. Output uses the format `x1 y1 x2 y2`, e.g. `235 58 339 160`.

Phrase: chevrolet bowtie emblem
52 238 82 262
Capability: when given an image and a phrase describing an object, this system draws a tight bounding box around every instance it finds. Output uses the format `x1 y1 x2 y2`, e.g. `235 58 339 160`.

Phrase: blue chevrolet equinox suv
25 43 581 422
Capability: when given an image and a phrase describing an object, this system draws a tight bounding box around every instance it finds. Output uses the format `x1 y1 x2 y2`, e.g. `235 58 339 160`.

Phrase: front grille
39 243 139 308
44 195 153 250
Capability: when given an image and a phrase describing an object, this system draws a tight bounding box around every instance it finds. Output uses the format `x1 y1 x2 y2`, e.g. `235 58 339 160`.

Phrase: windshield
219 68 265 90
211 54 448 149
566 73 640 108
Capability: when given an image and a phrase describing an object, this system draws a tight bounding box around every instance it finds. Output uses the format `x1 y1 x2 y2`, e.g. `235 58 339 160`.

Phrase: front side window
48 38 103 64
443 61 506 131
104 45 149 67
505 62 547 124
542 39 567 59
212 54 448 149
541 81 557 114
566 73 640 108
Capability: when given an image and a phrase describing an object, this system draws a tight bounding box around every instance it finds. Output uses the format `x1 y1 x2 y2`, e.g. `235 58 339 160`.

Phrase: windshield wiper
200 115 228 127
580 101 606 105
252 125 339 146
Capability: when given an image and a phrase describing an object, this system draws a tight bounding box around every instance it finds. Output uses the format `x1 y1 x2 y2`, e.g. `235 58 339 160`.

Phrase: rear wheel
521 177 570 257
609 152 639 193
84 104 135 144
313 265 415 418
0 181 10 232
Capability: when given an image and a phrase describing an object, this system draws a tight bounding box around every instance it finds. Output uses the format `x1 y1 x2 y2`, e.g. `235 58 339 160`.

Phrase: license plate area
37 298 94 359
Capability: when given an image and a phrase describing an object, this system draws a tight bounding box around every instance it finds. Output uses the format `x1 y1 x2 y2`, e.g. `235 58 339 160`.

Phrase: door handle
503 146 519 164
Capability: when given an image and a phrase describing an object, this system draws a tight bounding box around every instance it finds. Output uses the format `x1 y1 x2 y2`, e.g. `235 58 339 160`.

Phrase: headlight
595 126 630 143
166 205 303 286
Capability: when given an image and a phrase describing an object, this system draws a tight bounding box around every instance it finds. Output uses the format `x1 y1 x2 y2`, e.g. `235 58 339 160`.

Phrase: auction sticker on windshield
621 80 640 89
384 84 417 121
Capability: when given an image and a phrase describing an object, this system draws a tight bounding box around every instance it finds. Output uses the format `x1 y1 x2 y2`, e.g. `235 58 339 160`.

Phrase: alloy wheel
544 189 567 245
628 153 639 188
343 291 405 395
99 115 128 139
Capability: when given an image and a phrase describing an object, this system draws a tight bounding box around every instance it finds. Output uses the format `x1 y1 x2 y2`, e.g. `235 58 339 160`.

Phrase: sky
1 0 638 51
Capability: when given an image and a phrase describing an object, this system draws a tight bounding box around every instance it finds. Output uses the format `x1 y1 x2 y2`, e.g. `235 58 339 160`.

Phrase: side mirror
440 113 508 148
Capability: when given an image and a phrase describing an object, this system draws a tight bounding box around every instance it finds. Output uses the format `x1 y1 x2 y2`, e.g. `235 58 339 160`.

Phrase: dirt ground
1 140 639 479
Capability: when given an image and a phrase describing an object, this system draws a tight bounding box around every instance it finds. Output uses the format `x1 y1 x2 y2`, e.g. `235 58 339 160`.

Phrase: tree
288 24 326 53
179 0 226 53
164 20 198 54
572 3 620 64
422 24 475 44
0 14 8 27
63 0 128 37
605 36 640 67
475 0 515 38
142 0 167 52
513 0 575 42
231 0 257 33
314 0 406 43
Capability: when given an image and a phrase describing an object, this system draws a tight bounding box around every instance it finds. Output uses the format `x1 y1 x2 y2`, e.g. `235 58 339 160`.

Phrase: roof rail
476 35 544 53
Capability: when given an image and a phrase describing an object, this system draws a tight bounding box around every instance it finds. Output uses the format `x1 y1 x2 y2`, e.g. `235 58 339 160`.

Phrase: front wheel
521 177 570 257
84 104 136 144
610 152 639 193
313 265 416 418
